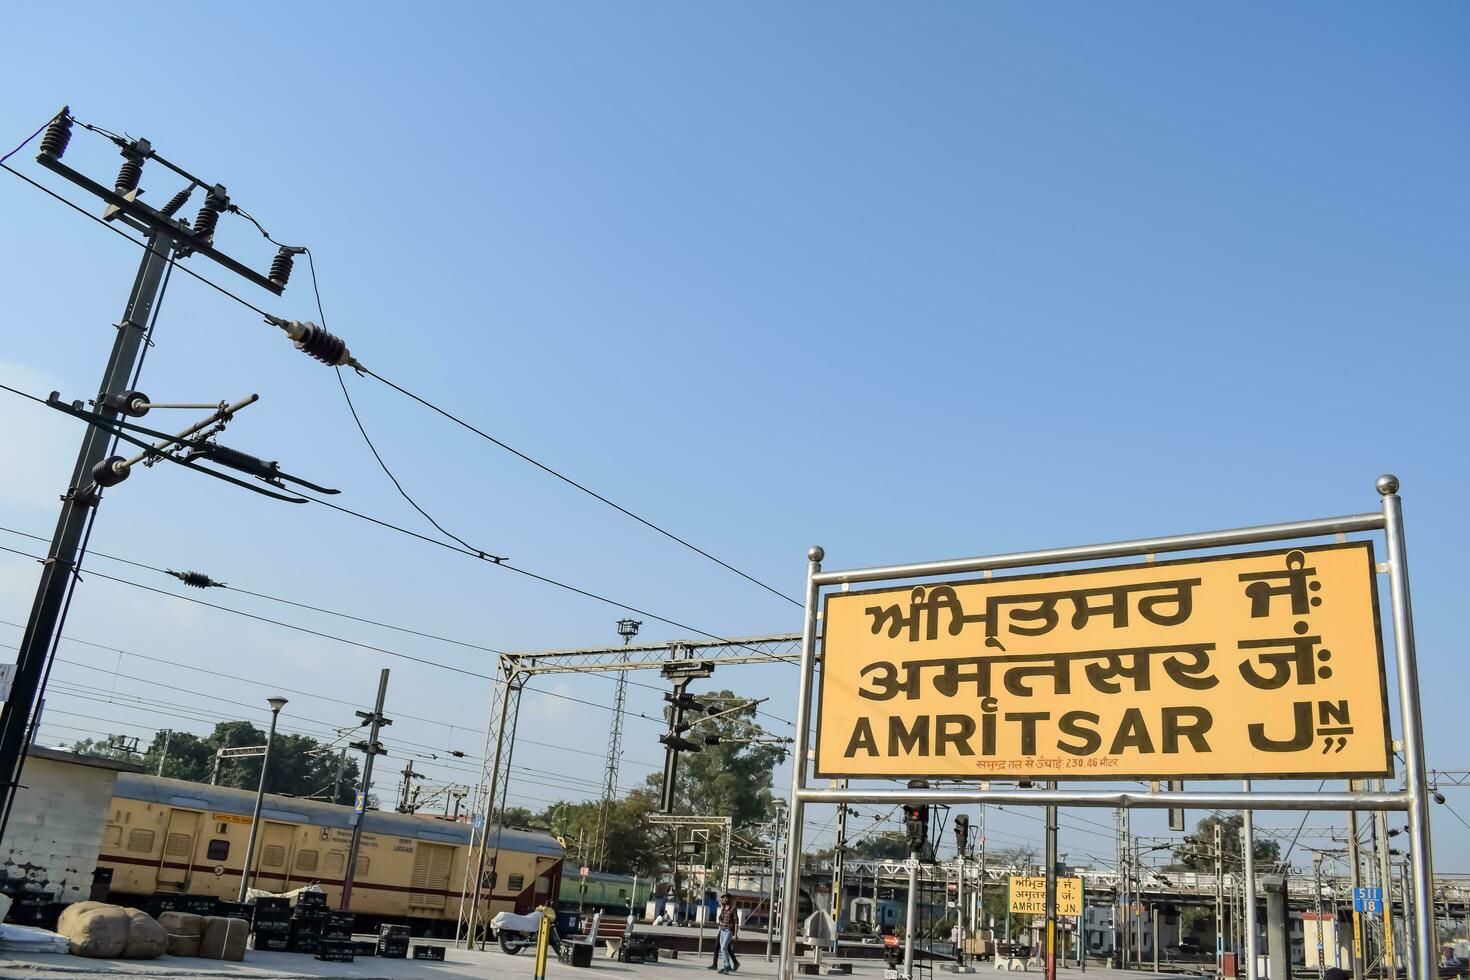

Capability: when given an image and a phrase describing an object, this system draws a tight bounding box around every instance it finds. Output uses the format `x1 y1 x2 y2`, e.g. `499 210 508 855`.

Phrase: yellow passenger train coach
98 773 564 934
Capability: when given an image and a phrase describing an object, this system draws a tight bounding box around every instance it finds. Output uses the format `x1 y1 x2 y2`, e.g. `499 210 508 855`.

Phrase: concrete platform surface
0 942 1183 980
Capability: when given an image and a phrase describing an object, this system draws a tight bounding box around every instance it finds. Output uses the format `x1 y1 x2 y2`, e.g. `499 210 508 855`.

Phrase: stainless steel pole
1379 476 1435 980
779 547 823 980
1245 780 1259 980
237 699 286 902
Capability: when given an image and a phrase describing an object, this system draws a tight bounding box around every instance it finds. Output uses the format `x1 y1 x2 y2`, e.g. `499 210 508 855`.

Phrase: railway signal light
903 804 929 854
954 814 970 856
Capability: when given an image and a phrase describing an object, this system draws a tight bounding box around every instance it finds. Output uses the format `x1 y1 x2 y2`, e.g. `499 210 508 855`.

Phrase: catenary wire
354 366 800 608
3 133 803 626
0 381 800 675
0 545 775 738
0 618 670 769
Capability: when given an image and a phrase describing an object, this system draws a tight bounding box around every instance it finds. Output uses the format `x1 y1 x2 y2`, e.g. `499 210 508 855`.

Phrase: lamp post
238 696 288 902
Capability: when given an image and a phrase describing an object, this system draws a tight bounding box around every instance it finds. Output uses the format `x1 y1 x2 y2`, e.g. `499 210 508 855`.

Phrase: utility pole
1216 823 1225 979
596 618 640 870
1375 782 1396 979
156 730 172 776
0 224 176 833
978 805 987 947
0 108 294 846
766 810 782 962
1348 805 1364 980
341 669 390 911
1245 780 1260 980
831 786 849 946
1314 853 1326 979
398 759 418 813
331 745 349 803
1045 787 1058 980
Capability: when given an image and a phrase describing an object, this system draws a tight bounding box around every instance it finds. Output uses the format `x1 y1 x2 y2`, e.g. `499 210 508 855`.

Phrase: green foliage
1173 813 1282 872
71 725 363 806
646 689 787 825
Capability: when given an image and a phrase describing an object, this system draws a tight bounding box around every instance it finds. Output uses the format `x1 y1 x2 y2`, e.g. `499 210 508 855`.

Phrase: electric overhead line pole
596 618 640 870
342 669 390 911
0 107 316 844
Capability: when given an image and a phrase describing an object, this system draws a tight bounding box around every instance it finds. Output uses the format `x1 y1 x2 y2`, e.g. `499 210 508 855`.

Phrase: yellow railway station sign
815 543 1391 781
1009 876 1083 916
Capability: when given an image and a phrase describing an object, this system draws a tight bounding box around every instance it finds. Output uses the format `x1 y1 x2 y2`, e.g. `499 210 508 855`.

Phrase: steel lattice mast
596 619 641 870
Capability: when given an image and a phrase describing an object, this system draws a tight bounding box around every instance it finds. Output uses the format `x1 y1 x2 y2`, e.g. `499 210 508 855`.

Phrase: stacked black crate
377 923 410 959
288 908 324 954
251 897 292 952
315 909 356 960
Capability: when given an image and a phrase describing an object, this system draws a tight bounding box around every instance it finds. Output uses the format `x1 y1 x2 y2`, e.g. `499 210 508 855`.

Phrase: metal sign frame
778 475 1434 980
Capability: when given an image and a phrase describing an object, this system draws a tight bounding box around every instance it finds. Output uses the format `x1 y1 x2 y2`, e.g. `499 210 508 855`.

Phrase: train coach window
354 856 370 876
325 852 345 875
263 844 286 868
165 834 192 858
127 829 154 853
508 874 525 891
207 839 230 861
297 850 319 872
216 822 230 835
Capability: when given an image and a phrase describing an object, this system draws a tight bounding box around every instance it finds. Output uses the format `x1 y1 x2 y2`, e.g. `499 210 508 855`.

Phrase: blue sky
1 3 1466 874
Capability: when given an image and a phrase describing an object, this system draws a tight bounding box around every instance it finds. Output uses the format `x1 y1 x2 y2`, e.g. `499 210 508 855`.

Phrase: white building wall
1 752 128 903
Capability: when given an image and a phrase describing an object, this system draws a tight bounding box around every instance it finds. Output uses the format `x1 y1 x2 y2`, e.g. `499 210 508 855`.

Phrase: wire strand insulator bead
160 186 193 217
167 569 224 589
193 195 225 241
281 320 353 367
269 247 295 287
39 112 72 159
114 157 143 195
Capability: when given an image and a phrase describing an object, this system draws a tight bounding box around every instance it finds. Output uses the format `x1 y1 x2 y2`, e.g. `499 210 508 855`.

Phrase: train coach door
157 810 201 892
409 843 453 914
252 822 295 892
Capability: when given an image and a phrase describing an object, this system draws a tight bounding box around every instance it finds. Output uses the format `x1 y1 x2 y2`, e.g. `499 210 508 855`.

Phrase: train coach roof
113 773 563 856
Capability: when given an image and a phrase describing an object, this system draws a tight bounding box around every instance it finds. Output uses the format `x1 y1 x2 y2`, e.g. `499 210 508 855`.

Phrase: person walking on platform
714 894 740 974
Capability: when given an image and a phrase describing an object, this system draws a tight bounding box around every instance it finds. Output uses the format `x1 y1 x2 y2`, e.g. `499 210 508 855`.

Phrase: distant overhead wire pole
596 618 641 871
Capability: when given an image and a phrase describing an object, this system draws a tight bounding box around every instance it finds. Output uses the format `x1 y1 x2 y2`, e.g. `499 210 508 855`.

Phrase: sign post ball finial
1376 474 1400 497
809 546 825 563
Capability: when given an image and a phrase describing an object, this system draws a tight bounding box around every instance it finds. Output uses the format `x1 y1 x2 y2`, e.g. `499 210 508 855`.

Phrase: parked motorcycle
491 908 561 956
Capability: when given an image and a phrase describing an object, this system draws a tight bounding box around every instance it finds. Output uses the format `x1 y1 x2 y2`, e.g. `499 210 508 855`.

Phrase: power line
356 367 800 607
3 142 801 619
0 545 743 737
5 119 799 608
0 522 761 714
0 382 799 673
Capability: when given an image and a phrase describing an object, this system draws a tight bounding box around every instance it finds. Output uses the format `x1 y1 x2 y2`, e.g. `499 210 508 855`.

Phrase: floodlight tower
595 618 641 870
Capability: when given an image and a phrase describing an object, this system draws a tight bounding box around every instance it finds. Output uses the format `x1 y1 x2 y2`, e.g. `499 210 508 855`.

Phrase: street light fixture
238 696 288 902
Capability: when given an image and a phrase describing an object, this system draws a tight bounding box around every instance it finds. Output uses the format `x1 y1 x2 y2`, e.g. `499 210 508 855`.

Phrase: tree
1173 814 1281 872
647 689 787 826
75 724 362 806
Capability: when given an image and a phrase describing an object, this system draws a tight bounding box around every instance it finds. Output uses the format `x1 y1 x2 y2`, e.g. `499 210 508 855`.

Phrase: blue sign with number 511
1353 887 1383 913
